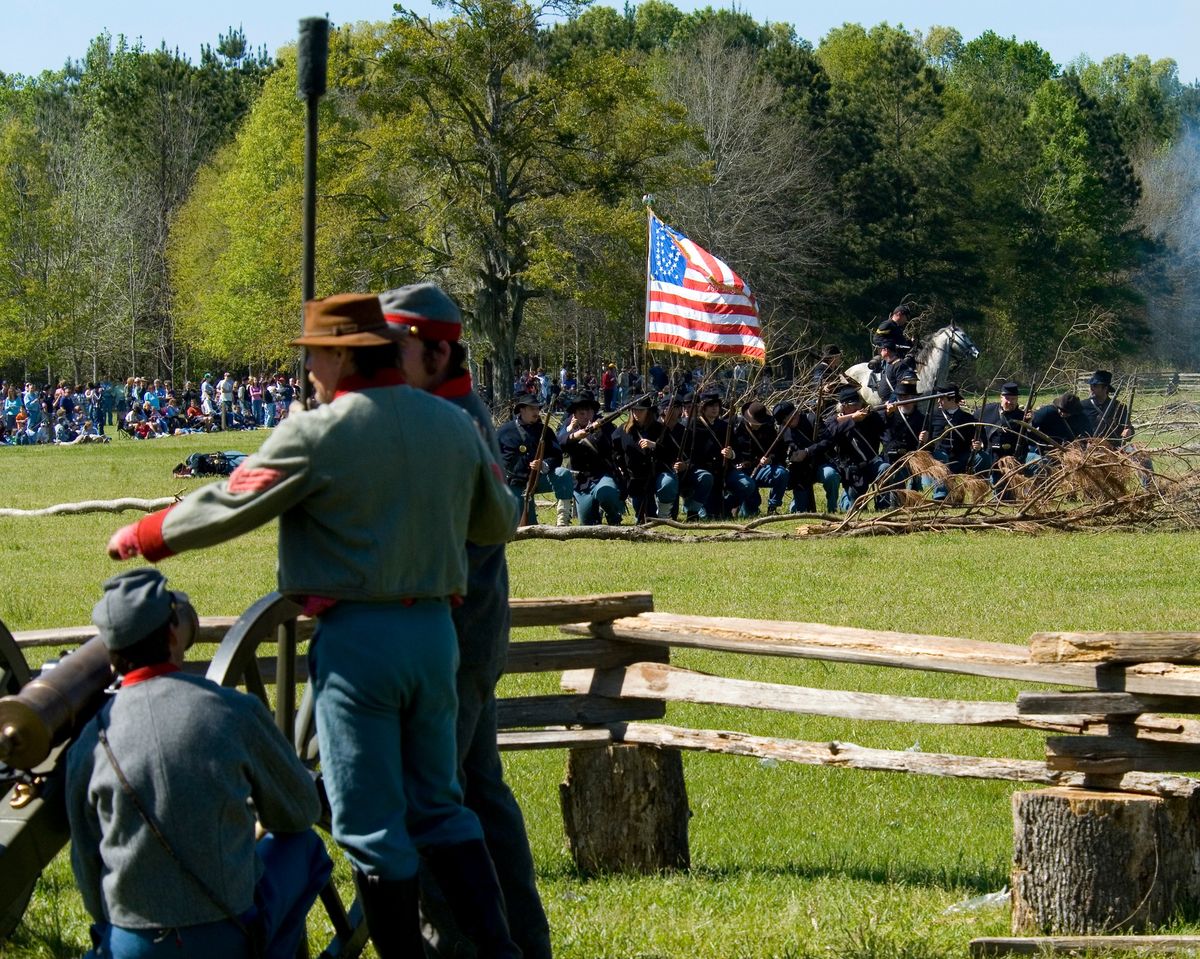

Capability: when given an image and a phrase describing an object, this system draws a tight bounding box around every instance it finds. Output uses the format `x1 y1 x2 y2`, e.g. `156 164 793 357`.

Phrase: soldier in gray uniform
66 568 330 959
383 283 552 959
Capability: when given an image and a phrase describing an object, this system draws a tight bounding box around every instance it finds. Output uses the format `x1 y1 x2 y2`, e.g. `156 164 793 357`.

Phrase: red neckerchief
333 368 406 400
433 372 473 400
121 663 181 688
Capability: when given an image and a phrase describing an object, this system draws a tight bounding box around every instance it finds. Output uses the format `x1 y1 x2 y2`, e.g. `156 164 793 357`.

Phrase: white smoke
1134 121 1200 367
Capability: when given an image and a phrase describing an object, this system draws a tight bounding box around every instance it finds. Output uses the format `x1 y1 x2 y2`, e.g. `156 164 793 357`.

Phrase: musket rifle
972 388 990 454
1123 375 1138 441
576 392 655 436
518 409 550 527
867 388 959 412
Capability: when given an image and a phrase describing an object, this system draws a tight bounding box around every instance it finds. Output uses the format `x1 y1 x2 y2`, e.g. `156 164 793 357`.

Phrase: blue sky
5 1 1198 83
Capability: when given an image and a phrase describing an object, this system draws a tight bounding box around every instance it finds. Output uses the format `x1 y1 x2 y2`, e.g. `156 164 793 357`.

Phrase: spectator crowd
0 372 303 446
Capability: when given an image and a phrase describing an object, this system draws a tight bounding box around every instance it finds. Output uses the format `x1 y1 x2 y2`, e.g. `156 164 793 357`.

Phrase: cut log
1012 787 1200 933
559 743 689 875
1030 632 1200 665
562 662 1089 732
508 592 653 628
971 936 1200 957
611 723 1200 798
571 614 1200 697
1046 735 1200 775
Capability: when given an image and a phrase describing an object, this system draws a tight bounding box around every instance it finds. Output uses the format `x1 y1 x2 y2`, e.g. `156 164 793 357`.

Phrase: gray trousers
422 650 552 959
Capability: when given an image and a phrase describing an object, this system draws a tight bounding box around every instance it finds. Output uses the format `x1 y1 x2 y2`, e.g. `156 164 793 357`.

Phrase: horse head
946 325 980 360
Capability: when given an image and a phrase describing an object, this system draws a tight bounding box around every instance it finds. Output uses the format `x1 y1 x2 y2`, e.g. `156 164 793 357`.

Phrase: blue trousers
426 642 552 958
86 831 331 959
721 467 757 517
511 468 574 523
310 600 482 881
574 475 624 525
629 471 679 520
790 465 841 513
679 468 714 518
750 464 790 512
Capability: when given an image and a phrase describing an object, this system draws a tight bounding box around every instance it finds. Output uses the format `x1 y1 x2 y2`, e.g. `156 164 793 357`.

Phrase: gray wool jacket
66 672 320 929
133 382 518 601
437 377 513 670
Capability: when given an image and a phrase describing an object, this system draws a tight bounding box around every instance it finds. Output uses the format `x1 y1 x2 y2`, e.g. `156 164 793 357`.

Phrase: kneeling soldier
496 392 574 526
67 569 331 959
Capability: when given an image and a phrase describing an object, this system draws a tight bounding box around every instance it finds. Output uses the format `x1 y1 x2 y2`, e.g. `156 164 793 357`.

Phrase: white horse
843 324 980 406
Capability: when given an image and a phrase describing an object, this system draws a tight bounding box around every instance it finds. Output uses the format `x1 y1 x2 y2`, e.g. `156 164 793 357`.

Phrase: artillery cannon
0 596 367 956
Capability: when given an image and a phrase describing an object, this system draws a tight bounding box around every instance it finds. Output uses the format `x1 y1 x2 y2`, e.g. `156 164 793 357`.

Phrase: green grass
1 434 1199 957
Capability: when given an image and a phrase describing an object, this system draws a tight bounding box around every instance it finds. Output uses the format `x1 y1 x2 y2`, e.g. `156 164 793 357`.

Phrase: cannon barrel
0 596 198 770
0 637 112 770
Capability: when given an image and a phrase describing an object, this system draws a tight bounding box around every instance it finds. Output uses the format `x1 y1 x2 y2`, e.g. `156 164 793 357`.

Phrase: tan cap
292 293 406 348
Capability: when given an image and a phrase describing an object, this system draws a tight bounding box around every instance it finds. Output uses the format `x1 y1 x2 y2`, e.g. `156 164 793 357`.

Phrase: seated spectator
54 410 78 443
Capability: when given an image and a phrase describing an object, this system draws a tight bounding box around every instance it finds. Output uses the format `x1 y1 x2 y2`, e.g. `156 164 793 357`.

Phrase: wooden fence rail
15 590 1200 943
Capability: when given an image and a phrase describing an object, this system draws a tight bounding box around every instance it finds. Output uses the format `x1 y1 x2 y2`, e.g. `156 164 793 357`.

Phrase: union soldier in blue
731 400 788 515
824 384 888 510
774 399 840 513
496 392 574 526
873 303 915 355
558 390 625 525
613 393 677 520
1080 370 1134 446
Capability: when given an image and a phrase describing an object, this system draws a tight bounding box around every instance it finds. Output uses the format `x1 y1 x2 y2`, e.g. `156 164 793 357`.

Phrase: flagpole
642 195 655 382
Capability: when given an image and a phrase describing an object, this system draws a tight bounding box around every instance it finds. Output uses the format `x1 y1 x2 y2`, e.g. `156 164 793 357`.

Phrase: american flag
645 211 765 362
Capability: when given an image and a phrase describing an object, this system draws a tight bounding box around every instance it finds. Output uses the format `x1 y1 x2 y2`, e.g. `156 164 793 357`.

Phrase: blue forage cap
92 568 174 651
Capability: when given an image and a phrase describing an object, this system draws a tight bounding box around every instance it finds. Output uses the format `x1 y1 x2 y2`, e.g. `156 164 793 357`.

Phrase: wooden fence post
559 743 690 875
1012 787 1200 934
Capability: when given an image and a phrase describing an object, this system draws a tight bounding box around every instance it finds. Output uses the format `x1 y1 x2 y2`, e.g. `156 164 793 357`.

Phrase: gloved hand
107 524 141 560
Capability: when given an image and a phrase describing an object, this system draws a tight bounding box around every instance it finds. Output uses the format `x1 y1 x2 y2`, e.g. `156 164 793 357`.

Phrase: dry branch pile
512 439 1200 542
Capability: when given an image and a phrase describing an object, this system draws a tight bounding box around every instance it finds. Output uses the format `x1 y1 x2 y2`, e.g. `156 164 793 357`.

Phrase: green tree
370 0 695 386
815 23 984 337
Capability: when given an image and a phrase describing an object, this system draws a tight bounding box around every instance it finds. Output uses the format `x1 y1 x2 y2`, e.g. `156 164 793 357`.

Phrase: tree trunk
1012 787 1200 934
559 743 690 875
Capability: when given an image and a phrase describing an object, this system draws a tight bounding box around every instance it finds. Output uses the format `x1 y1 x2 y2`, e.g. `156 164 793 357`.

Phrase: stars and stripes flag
644 210 765 362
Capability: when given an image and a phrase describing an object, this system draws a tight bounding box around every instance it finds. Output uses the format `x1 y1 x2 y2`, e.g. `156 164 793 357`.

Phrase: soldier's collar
333 368 407 400
433 372 473 400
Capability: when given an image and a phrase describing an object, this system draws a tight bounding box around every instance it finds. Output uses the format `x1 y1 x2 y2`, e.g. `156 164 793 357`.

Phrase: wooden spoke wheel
0 617 30 700
206 593 367 959
0 617 36 943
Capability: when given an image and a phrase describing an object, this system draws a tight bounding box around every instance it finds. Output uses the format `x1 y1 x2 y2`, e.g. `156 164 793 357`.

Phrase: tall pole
296 17 329 408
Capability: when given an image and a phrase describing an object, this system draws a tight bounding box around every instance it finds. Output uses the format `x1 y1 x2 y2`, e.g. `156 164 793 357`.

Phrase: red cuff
136 506 177 562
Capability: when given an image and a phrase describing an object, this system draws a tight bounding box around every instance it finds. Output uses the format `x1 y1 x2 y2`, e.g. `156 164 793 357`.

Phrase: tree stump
1012 787 1200 934
559 743 690 875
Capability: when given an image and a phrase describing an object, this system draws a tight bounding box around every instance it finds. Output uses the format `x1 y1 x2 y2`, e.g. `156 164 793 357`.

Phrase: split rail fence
10 592 1200 955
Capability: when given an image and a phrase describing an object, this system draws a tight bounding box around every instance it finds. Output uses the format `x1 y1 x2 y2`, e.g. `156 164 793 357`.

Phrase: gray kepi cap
92 568 175 651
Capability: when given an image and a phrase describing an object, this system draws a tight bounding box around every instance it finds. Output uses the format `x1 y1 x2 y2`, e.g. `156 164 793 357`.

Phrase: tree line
1 1 1198 393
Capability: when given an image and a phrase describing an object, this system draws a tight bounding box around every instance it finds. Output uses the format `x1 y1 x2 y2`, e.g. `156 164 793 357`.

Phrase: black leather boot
352 869 424 958
423 839 522 959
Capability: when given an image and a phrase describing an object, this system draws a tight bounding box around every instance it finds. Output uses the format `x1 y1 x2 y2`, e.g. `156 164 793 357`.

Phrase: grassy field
2 432 1199 957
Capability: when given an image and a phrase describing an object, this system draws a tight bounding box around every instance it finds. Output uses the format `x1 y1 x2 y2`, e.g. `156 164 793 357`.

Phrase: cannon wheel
206 593 367 959
0 617 36 942
0 616 30 698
